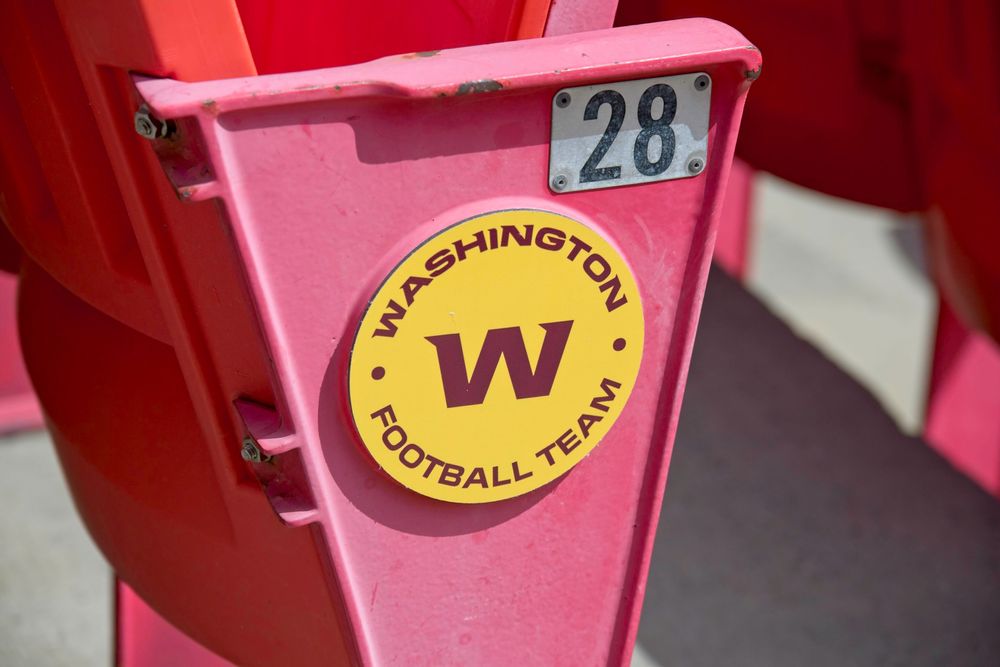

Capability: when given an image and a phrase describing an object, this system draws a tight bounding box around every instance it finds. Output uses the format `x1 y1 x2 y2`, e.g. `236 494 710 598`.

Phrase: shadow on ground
638 268 1000 667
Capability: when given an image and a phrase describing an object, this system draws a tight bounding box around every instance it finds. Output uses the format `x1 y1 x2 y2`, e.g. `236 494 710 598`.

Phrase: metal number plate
548 73 711 193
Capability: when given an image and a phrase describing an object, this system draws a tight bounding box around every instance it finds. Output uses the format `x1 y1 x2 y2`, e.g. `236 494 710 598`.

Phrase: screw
555 92 571 108
687 158 705 175
694 74 710 91
134 106 173 140
240 437 268 463
551 174 569 191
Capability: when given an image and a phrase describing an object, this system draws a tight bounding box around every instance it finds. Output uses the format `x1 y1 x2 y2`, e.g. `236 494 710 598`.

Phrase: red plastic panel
0 0 263 341
19 261 355 666
235 0 555 74
2 8 332 660
906 1 1000 339
617 0 924 212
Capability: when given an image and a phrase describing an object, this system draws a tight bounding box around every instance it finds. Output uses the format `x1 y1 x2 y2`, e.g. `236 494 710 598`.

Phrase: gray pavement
748 174 935 434
0 430 112 666
636 269 1000 666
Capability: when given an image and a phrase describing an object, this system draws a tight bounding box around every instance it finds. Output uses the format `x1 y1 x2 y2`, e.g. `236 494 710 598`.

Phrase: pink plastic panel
545 0 620 36
712 157 753 280
0 270 41 433
138 21 758 665
925 299 1000 498
117 581 234 667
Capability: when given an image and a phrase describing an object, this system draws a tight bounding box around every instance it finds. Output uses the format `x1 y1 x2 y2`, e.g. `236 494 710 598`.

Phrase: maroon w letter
426 321 573 408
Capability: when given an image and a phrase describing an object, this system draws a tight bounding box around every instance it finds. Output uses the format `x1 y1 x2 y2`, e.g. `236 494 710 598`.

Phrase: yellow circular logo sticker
348 209 643 503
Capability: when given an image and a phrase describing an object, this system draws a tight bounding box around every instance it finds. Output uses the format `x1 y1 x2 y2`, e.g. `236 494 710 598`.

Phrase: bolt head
694 75 711 91
555 92 571 108
687 158 705 175
134 106 170 140
551 175 568 191
134 114 156 139
240 438 262 463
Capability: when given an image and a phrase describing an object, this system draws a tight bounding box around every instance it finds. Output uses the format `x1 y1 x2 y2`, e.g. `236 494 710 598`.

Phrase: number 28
579 84 677 183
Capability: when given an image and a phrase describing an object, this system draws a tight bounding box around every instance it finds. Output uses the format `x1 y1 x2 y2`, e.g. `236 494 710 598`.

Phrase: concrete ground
1 176 998 665
637 267 999 666
0 430 111 666
747 174 936 435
